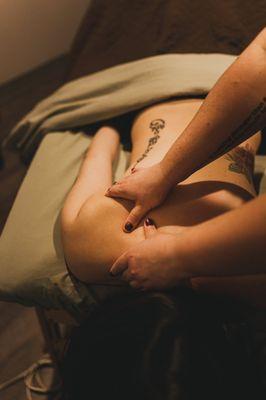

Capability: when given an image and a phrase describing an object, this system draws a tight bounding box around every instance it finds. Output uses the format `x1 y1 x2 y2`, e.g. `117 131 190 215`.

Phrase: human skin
106 28 266 305
110 194 266 285
61 98 263 308
111 206 266 308
106 28 266 230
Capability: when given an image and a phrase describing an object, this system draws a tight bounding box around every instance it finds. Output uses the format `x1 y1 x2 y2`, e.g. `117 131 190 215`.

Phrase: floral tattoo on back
225 143 255 183
136 118 166 164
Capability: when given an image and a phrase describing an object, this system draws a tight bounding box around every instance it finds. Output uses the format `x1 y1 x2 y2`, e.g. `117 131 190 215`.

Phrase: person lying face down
60 105 263 399
60 96 261 292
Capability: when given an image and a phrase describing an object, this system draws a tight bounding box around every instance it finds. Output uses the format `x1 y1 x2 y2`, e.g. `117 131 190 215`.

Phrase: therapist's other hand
105 162 172 232
109 219 188 291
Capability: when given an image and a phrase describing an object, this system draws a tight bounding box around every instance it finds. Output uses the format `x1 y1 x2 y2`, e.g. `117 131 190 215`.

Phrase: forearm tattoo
210 97 266 161
224 143 255 183
136 118 166 164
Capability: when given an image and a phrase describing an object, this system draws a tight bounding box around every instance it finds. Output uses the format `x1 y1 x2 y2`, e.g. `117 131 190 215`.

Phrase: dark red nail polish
125 222 133 232
145 218 155 226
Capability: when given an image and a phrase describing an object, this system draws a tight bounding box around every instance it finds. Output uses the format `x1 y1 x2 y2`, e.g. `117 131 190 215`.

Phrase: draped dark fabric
68 0 266 80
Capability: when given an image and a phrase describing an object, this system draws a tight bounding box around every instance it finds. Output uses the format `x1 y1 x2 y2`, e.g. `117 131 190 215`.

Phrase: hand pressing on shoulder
105 162 174 232
109 218 190 291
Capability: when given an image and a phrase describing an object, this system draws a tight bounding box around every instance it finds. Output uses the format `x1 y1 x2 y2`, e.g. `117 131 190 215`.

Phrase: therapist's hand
105 162 173 232
109 219 189 291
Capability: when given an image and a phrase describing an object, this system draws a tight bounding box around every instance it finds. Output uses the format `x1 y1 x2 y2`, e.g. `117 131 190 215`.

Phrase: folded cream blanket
3 53 236 163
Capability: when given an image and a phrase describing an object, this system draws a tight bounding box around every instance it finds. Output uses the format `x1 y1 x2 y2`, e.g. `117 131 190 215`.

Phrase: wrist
160 155 189 187
159 159 179 189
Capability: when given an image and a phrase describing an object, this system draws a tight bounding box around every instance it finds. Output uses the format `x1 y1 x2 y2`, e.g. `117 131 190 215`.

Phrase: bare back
62 98 261 284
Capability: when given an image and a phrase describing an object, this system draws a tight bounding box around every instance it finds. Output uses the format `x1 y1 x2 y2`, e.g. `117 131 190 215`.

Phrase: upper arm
60 193 105 279
60 149 111 231
61 141 114 230
61 193 130 283
60 180 105 234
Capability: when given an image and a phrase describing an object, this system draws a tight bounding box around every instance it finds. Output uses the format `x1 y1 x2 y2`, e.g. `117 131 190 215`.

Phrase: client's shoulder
60 191 141 283
76 191 133 228
61 191 126 233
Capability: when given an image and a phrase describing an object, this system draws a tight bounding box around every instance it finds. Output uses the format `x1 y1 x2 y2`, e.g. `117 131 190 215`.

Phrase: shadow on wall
68 0 266 79
0 0 91 86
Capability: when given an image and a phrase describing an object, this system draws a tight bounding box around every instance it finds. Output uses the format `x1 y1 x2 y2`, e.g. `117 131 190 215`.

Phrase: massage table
1 0 266 378
1 57 266 373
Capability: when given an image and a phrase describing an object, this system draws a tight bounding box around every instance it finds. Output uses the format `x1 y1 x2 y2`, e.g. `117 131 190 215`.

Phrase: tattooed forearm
209 97 266 162
224 143 255 183
136 119 165 164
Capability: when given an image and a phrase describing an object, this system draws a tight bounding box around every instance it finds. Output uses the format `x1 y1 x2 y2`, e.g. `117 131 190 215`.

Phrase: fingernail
145 218 155 226
124 222 133 232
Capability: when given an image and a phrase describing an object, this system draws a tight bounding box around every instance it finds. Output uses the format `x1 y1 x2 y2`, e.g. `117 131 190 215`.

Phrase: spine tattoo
136 118 166 164
210 97 266 161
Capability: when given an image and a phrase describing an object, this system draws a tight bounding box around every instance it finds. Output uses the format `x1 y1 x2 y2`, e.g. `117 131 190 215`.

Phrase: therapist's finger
143 218 157 238
109 251 129 276
124 204 149 232
120 268 134 282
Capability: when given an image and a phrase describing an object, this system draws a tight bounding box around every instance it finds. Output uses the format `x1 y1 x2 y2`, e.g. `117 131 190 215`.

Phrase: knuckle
108 187 119 195
131 208 141 217
132 204 142 216
128 254 136 264
130 210 143 223
114 183 122 192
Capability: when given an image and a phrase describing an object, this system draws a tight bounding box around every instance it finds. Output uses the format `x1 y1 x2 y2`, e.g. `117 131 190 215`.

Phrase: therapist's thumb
123 204 147 233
